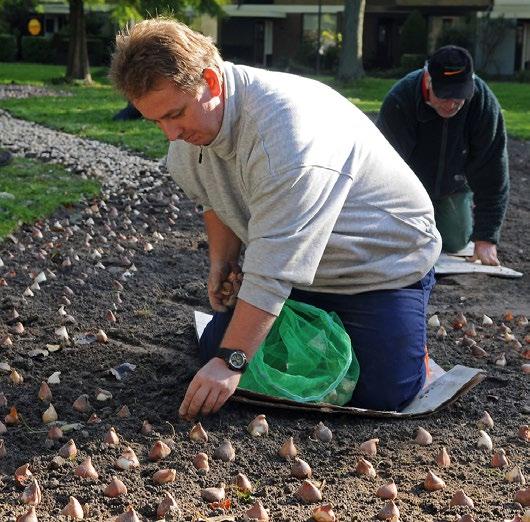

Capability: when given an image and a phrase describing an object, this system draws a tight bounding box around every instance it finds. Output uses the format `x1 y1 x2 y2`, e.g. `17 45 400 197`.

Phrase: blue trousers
199 268 436 412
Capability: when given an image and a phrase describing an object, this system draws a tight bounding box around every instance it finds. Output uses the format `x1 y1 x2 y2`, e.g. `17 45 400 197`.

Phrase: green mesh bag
238 299 360 405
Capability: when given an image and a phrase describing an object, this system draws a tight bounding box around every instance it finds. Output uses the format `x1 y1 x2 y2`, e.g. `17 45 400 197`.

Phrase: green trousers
433 191 473 253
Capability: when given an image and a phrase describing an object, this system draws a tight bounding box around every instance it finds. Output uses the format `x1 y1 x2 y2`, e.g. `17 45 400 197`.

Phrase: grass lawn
0 63 168 159
0 157 100 240
0 62 110 85
486 81 530 141
313 75 397 113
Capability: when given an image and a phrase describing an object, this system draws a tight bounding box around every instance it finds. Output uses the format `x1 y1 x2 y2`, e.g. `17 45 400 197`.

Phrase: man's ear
203 68 222 97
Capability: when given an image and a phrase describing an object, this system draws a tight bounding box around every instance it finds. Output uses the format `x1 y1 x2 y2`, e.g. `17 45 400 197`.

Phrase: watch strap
215 347 248 372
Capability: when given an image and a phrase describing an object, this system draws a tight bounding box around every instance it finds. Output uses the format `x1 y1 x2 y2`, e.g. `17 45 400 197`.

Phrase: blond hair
110 17 223 100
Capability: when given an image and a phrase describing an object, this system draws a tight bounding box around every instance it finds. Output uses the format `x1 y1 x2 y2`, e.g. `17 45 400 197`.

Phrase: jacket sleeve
465 88 509 244
237 167 353 316
376 94 418 163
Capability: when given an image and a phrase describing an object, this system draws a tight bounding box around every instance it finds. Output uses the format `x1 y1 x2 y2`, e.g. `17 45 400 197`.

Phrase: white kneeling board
435 242 523 279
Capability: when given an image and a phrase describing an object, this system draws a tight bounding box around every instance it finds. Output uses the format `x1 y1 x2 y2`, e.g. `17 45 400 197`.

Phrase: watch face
229 351 246 369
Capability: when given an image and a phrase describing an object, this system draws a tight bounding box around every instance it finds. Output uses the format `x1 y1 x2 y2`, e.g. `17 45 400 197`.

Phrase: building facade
198 0 493 71
475 0 530 75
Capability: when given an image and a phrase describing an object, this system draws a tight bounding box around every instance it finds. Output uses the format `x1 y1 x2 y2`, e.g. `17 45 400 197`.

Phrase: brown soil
0 138 528 522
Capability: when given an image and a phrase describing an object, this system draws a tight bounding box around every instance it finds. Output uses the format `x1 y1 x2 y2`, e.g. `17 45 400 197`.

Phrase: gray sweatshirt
167 63 442 316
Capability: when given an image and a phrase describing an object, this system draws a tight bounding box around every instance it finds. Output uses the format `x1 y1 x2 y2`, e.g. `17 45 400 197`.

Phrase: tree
66 0 91 82
337 0 365 82
476 14 513 73
66 0 225 83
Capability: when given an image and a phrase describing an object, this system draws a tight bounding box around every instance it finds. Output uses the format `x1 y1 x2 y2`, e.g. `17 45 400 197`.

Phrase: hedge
401 10 427 55
19 35 110 66
21 36 55 63
52 36 110 66
400 53 426 72
0 34 17 62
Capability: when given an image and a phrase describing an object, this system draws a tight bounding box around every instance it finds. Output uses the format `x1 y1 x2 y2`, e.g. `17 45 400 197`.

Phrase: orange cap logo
443 67 465 76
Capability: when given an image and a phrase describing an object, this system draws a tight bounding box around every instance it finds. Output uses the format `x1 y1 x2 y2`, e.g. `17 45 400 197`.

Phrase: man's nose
444 99 462 108
159 121 183 142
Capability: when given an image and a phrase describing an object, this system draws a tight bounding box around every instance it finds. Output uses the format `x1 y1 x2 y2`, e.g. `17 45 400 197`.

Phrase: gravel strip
0 108 171 199
0 84 71 99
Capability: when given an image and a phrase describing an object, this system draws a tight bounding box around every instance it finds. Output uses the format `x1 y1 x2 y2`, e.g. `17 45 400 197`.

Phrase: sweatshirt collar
204 62 239 159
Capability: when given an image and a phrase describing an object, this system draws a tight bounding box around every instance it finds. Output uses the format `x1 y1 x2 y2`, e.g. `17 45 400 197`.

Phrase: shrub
21 36 55 63
50 36 111 66
87 38 106 66
436 25 475 51
401 10 427 55
515 69 530 83
0 34 17 61
295 34 339 73
400 53 426 72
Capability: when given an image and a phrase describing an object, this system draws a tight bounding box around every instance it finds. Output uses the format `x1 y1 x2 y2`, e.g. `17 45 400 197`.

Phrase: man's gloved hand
208 262 242 312
467 240 500 266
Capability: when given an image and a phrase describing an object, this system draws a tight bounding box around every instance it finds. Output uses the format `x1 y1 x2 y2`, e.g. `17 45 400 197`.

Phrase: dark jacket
376 69 509 244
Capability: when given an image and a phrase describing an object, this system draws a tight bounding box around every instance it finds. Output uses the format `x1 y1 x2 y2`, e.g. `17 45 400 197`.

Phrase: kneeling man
110 18 442 417
377 45 509 266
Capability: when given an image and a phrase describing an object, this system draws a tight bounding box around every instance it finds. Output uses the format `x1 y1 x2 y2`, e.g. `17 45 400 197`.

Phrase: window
302 13 338 42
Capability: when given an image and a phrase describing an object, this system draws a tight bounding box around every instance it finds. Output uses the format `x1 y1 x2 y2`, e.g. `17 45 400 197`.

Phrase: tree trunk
66 0 92 83
337 0 366 82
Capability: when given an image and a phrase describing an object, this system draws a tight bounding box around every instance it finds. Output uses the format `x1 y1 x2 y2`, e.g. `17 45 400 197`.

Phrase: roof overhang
396 0 491 7
222 4 345 18
38 2 112 14
487 0 530 18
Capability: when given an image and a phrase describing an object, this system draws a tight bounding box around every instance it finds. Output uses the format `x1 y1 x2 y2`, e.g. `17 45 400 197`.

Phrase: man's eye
171 112 182 119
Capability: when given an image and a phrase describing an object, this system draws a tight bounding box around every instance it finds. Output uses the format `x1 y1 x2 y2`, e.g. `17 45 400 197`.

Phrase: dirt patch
0 138 528 521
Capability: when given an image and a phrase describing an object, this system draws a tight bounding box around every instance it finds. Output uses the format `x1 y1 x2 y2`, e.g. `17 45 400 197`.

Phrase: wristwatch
215 348 248 373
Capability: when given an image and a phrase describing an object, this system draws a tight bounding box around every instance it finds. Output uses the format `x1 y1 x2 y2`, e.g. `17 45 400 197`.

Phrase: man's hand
208 262 241 312
467 240 500 266
179 357 241 420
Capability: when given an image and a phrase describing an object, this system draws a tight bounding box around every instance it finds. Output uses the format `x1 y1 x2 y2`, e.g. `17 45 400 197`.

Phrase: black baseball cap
427 45 475 100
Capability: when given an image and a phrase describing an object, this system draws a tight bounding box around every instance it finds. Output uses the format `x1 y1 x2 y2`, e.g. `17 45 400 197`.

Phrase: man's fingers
179 378 202 418
209 290 228 312
208 276 221 294
212 390 231 414
467 252 500 266
484 256 500 267
210 299 228 312
186 385 212 420
200 389 221 416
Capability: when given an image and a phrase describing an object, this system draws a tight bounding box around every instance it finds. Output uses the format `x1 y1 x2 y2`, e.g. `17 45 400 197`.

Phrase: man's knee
434 191 473 253
441 230 470 253
349 365 426 411
198 310 233 364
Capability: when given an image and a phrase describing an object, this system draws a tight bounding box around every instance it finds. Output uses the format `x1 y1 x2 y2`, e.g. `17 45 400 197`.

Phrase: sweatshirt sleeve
376 94 418 163
466 87 509 244
237 167 353 316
